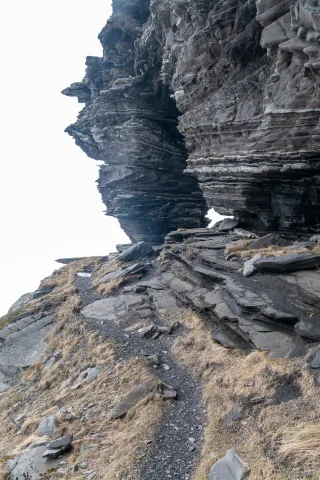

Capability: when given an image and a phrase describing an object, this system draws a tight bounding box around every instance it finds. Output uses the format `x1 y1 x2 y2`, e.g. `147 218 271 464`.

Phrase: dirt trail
76 276 205 480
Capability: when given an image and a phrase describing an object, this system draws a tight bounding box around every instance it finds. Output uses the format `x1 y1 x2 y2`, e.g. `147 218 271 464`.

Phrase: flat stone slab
254 252 320 274
43 434 73 458
209 448 249 480
247 329 306 358
0 315 54 369
249 233 290 250
218 218 239 232
189 236 239 250
8 445 60 480
117 241 153 262
81 295 149 327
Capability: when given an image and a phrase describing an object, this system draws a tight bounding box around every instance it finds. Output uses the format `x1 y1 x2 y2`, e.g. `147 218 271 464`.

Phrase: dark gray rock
274 381 301 405
307 344 320 385
7 293 34 313
247 329 306 358
9 445 60 480
0 314 54 379
117 242 153 262
37 414 57 438
243 255 261 277
72 366 103 389
116 243 133 252
64 0 320 238
222 404 246 429
55 256 108 265
98 262 146 284
43 434 73 458
254 253 320 274
212 327 251 350
209 449 249 480
249 234 290 250
218 218 239 232
295 313 320 341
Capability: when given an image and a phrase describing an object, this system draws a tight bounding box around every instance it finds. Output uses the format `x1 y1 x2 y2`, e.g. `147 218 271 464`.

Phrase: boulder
8 445 60 480
218 218 239 232
243 254 261 277
43 434 73 458
117 242 153 262
307 345 320 385
71 366 103 389
212 327 251 350
37 414 57 438
295 313 320 341
253 252 320 274
208 449 249 480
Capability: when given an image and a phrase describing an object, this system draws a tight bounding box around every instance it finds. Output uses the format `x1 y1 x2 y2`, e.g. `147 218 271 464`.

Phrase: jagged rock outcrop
64 0 320 237
62 0 208 244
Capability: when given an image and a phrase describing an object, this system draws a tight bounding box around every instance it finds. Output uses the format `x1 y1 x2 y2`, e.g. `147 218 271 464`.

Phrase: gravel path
76 276 204 480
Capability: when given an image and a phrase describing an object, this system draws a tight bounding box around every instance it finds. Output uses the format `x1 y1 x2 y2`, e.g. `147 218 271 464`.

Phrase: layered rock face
63 0 208 244
143 0 320 232
64 0 320 239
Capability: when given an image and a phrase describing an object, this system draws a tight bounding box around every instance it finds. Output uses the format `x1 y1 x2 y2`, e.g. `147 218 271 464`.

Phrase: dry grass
280 424 320 466
172 310 320 480
227 242 320 261
0 259 168 479
225 240 254 255
91 260 121 285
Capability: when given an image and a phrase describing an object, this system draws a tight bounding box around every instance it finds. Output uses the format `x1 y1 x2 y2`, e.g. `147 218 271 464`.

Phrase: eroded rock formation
64 0 320 238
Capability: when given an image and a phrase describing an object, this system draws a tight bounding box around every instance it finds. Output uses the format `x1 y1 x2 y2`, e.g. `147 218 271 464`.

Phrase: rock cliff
64 0 320 238
3 1 320 479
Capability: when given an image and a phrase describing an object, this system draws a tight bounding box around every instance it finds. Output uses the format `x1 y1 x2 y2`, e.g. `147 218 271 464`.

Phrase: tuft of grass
225 240 254 255
92 260 121 285
95 278 123 295
0 305 33 330
280 424 320 465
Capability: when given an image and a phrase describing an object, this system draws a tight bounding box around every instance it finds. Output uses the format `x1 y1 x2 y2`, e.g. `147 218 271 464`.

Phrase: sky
0 1 223 316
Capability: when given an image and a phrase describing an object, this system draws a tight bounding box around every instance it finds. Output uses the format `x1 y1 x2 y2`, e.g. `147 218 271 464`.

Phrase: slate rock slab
249 233 290 250
274 382 301 405
209 448 249 480
0 315 54 372
9 445 60 480
248 329 306 359
99 262 146 284
43 434 73 458
254 252 320 274
72 365 103 389
37 414 57 438
295 313 320 341
218 218 239 232
117 242 153 262
212 327 250 350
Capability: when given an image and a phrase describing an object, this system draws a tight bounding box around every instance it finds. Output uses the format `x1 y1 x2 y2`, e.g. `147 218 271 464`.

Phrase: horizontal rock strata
64 0 320 235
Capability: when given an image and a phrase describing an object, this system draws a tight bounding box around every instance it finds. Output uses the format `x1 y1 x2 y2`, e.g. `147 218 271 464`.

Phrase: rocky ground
1 221 320 479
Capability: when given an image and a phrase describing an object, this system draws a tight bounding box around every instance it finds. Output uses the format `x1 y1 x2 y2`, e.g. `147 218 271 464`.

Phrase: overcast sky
0 1 222 316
